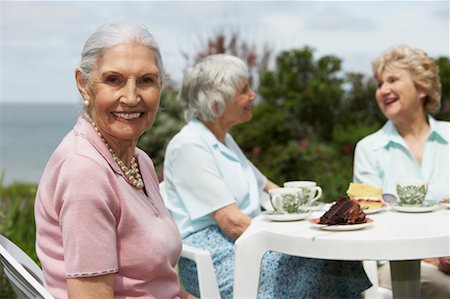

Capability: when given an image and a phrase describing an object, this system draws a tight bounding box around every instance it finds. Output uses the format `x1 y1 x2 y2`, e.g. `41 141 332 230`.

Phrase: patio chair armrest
180 244 221 299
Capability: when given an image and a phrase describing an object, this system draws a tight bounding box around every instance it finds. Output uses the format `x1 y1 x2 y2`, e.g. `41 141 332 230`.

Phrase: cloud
1 0 449 103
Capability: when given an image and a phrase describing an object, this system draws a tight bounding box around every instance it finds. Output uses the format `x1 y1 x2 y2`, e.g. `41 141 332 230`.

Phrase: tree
234 47 348 155
256 47 345 141
139 30 273 180
233 47 389 200
331 72 383 158
182 30 272 88
232 47 352 198
138 87 183 180
435 56 450 121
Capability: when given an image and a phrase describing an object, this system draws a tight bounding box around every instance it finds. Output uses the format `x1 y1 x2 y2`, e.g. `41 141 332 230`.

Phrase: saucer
363 203 388 215
309 218 374 231
390 201 441 213
302 202 326 211
261 211 311 222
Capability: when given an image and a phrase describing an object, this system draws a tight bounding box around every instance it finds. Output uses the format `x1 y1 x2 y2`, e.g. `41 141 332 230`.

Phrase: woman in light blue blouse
353 45 449 298
164 54 371 299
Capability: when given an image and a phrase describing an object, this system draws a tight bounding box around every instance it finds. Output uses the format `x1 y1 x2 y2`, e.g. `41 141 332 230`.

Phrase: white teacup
269 187 303 214
283 181 322 206
396 180 428 206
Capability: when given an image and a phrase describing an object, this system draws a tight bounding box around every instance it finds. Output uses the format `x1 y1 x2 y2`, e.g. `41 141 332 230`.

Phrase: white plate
363 203 388 215
261 211 312 222
440 201 450 209
303 202 326 211
390 201 441 213
309 218 374 231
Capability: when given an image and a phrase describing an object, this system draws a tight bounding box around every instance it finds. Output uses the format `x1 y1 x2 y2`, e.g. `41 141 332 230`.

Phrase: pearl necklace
85 114 144 189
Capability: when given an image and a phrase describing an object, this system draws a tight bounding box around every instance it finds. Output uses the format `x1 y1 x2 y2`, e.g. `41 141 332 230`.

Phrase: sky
1 0 449 104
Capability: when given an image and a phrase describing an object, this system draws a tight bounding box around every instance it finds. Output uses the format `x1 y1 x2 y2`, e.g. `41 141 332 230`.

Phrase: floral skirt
179 225 371 299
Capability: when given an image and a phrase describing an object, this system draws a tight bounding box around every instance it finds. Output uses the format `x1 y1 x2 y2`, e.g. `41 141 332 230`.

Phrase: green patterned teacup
269 187 303 214
283 181 323 206
396 181 428 206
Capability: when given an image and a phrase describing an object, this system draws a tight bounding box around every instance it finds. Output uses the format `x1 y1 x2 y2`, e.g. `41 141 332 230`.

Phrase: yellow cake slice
346 183 384 210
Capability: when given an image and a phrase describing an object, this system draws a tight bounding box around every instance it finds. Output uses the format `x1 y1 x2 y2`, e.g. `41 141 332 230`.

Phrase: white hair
179 54 249 121
78 21 164 85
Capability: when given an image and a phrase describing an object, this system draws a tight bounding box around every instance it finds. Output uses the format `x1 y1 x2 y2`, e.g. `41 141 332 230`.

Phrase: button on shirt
163 119 267 238
353 115 449 201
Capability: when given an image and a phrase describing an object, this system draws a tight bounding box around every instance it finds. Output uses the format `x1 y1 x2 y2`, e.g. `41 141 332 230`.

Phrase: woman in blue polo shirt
164 54 371 298
353 45 450 298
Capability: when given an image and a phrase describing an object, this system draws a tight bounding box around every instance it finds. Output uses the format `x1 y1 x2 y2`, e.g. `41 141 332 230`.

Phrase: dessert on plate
319 196 366 225
441 198 450 208
346 182 384 210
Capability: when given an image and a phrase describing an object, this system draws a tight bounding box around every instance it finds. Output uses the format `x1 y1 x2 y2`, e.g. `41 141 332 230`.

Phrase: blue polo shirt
163 119 267 238
353 115 449 201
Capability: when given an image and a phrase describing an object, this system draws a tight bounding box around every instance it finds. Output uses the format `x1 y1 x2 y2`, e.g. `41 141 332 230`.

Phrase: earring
84 100 90 107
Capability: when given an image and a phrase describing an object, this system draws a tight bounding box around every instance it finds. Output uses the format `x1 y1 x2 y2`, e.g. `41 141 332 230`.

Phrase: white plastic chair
159 181 221 298
180 244 221 299
363 261 393 299
0 234 54 299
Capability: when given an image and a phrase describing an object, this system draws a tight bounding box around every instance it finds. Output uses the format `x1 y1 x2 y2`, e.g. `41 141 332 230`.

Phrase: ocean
0 103 80 185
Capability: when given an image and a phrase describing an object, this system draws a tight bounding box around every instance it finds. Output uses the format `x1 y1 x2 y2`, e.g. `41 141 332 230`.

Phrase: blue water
0 103 79 185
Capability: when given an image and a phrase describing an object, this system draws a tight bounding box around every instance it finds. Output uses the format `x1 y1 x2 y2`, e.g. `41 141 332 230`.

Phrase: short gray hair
179 54 249 121
78 21 164 85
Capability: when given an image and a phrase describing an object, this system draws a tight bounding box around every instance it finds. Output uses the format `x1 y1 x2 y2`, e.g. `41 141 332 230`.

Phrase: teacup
283 181 323 206
396 180 428 206
269 187 303 214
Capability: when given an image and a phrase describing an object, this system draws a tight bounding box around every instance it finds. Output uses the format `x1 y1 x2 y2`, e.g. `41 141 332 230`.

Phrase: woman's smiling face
77 41 161 146
375 67 426 122
221 80 256 127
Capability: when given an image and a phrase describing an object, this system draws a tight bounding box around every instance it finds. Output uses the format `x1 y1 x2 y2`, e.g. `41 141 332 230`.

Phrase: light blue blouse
353 115 449 202
163 119 267 238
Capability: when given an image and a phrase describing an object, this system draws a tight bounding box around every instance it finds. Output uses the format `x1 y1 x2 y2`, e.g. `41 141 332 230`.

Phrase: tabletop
238 206 450 261
233 205 450 298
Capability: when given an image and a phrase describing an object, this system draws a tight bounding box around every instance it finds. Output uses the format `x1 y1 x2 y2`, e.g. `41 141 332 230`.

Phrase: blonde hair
372 45 441 113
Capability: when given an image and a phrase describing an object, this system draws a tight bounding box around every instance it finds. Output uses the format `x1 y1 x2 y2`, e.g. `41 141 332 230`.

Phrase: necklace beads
84 114 144 189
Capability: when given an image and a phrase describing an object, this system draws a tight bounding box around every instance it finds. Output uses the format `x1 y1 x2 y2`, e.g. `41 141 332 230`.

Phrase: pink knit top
35 117 182 298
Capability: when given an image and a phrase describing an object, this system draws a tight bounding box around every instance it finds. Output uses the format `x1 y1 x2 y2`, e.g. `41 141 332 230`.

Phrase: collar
73 116 127 176
372 115 448 149
187 118 241 162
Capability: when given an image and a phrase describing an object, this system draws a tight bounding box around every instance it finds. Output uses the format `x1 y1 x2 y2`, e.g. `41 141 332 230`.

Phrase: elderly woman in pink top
34 22 195 299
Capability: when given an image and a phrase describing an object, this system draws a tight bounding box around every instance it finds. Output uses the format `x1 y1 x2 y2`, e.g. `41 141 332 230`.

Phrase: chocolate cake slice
319 196 366 225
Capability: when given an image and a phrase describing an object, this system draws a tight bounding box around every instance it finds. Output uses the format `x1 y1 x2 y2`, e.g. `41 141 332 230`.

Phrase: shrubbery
139 48 449 202
0 182 38 298
0 46 448 297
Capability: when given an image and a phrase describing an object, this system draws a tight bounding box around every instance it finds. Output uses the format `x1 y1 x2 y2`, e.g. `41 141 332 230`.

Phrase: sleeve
165 141 235 220
353 140 383 188
225 135 268 192
248 159 268 192
54 155 119 277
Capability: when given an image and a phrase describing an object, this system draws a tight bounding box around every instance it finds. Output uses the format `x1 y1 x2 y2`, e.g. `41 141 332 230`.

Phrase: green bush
139 49 450 203
0 181 38 299
1 48 448 299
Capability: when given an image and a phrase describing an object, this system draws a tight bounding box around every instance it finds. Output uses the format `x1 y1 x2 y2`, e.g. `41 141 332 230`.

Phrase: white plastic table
233 207 450 299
